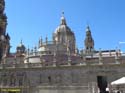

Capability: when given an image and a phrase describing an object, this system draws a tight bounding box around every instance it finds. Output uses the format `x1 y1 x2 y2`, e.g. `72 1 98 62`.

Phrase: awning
111 77 125 85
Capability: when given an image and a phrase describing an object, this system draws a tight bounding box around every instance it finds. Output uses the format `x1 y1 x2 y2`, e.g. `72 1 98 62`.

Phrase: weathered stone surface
0 64 124 93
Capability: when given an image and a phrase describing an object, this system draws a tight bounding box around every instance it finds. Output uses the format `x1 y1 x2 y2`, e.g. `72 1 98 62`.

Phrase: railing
0 59 124 69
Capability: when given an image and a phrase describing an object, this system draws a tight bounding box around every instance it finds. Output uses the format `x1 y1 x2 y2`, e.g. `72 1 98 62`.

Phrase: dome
54 12 74 36
53 12 76 54
55 25 74 35
17 42 25 49
16 40 26 53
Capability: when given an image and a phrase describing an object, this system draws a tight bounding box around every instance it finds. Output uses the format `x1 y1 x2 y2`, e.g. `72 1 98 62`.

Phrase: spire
34 45 37 55
86 25 90 32
6 33 10 40
20 39 23 46
26 45 30 57
45 36 48 44
86 25 92 37
60 11 67 25
17 40 25 48
39 36 42 47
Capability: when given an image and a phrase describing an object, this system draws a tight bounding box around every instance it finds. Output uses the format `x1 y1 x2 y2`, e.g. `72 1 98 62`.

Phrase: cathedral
0 0 125 93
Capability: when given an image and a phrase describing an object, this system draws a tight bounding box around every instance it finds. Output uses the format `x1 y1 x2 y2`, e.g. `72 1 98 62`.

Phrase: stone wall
0 64 125 93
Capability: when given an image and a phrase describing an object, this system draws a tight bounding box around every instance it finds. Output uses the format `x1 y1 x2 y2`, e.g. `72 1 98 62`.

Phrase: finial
60 11 67 25
6 33 10 40
62 11 64 17
34 45 37 52
45 35 48 44
27 45 30 55
39 36 42 43
86 25 90 32
39 36 42 47
87 25 90 29
21 39 22 44
27 45 30 51
20 39 23 46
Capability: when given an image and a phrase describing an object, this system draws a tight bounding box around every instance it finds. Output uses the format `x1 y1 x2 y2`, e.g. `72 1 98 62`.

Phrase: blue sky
5 0 125 52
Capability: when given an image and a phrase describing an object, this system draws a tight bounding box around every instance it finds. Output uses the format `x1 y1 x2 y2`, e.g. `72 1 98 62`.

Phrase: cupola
16 40 26 54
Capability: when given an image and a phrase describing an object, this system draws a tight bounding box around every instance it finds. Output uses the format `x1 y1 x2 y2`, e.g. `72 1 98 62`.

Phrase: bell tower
0 0 10 61
84 26 94 55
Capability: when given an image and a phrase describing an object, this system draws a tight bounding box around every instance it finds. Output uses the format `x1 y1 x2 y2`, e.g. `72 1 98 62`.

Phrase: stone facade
1 0 125 93
0 64 125 93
